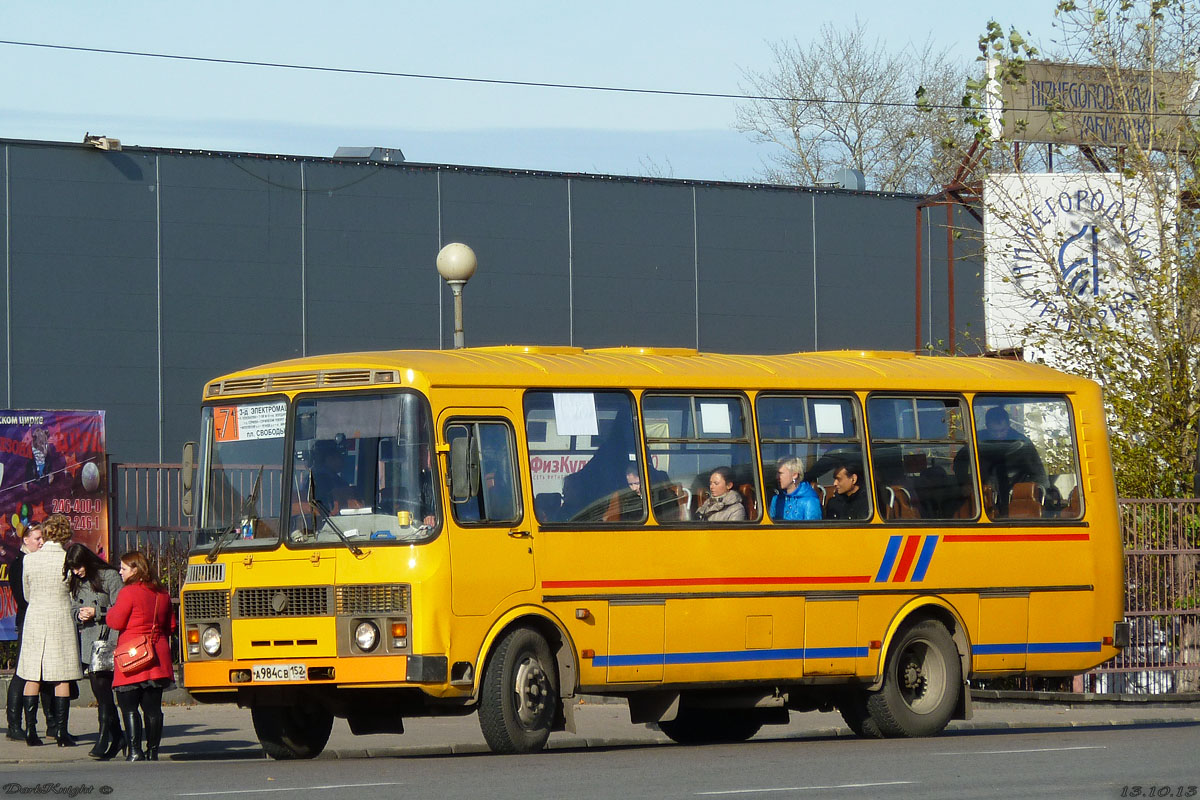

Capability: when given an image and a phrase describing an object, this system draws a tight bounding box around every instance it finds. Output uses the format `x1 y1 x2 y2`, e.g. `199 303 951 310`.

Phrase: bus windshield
194 399 288 550
288 392 439 546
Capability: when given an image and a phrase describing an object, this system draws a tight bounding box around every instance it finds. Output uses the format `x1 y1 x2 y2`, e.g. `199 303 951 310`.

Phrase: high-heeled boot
143 712 163 761
121 708 145 761
88 705 111 758
6 675 26 741
101 707 126 761
52 696 76 746
40 685 57 740
21 696 42 746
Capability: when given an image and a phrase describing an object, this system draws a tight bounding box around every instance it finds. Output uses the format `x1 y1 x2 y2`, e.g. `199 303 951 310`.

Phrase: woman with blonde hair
107 551 175 761
15 513 83 746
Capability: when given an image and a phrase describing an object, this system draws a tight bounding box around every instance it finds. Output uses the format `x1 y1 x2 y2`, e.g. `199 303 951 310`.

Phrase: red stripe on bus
890 535 922 582
541 575 872 589
942 533 1091 542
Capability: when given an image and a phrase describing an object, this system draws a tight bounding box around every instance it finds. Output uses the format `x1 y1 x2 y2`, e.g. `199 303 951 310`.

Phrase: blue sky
0 0 1060 182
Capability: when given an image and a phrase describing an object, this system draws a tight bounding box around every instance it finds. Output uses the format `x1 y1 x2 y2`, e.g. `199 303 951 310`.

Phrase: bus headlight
354 621 379 652
201 626 222 656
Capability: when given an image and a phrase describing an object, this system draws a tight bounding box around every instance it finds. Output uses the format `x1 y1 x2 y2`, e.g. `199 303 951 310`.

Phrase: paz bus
177 347 1126 758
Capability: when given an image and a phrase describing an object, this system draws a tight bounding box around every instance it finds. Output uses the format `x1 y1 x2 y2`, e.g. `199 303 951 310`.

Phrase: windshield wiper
307 472 364 557
205 466 263 563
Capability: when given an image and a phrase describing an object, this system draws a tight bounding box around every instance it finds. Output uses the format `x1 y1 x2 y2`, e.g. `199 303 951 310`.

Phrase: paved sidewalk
1 697 1198 765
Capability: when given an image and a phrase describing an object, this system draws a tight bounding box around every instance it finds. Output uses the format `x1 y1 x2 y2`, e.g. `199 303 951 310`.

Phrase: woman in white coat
15 513 83 746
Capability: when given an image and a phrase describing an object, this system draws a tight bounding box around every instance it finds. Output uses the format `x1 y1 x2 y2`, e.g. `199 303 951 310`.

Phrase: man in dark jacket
825 462 870 521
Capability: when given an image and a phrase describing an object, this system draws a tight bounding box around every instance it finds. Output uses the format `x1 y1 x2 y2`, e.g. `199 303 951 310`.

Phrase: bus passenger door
443 414 535 616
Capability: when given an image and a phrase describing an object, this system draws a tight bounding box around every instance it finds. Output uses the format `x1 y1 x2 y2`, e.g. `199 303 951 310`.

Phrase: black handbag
89 625 116 672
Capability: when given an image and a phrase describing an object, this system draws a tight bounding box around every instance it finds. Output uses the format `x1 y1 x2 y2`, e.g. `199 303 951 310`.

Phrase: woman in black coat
65 544 125 759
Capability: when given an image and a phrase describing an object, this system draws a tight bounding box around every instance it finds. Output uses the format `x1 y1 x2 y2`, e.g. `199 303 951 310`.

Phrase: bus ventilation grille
207 369 399 396
182 590 230 620
336 584 410 615
234 586 330 618
185 563 226 584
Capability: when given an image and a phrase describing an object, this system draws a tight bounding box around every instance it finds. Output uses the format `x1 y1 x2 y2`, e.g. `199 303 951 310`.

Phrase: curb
972 688 1200 705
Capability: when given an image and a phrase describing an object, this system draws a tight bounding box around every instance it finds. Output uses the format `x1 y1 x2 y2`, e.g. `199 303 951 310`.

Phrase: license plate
252 663 307 682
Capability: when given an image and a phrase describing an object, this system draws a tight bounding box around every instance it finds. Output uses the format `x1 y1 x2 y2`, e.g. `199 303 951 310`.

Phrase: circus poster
0 410 107 640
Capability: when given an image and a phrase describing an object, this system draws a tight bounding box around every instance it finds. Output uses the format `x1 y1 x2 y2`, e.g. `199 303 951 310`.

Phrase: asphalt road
2 702 1198 800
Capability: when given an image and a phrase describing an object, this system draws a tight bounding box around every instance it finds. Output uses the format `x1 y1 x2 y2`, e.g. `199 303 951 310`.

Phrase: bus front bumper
183 654 448 690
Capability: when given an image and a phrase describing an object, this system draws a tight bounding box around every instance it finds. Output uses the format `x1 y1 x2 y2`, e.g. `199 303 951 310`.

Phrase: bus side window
446 421 521 526
756 394 868 523
642 393 758 523
866 396 976 521
523 391 645 524
972 394 1081 520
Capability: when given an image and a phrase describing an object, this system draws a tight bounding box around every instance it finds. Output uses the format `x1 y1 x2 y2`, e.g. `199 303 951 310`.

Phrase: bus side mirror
181 441 197 517
448 425 480 503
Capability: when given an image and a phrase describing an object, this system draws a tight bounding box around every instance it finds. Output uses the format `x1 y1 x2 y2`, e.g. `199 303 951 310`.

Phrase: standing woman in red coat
107 551 175 761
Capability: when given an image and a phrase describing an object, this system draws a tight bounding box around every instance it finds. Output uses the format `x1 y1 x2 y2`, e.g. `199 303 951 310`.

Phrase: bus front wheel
479 627 558 754
251 704 334 760
866 619 961 738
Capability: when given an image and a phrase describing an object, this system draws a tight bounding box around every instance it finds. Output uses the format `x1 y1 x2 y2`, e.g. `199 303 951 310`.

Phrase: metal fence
109 464 1200 695
1084 499 1200 695
109 463 192 598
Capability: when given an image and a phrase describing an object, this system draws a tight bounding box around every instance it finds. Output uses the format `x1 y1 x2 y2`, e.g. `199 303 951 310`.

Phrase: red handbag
116 594 160 675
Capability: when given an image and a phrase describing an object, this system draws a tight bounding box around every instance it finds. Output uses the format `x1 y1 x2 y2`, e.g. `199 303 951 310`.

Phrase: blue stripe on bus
591 646 869 668
592 640 1102 667
974 641 1102 655
875 535 903 582
910 535 939 582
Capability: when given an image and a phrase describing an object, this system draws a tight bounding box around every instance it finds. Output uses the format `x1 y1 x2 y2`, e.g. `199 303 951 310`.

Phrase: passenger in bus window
309 439 351 505
769 457 821 521
695 467 747 522
615 465 646 521
978 406 1047 516
825 462 869 521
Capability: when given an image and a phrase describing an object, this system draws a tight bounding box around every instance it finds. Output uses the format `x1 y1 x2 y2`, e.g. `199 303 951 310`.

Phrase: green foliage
949 1 1200 497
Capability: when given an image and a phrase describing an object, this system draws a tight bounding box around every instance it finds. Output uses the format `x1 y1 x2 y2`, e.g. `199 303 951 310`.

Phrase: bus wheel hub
515 659 549 725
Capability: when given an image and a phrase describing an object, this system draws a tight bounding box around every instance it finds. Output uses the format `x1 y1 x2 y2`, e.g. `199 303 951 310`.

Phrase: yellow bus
178 347 1127 758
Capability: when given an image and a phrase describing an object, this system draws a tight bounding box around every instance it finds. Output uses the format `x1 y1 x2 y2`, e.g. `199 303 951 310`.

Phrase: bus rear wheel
658 708 763 745
251 705 334 760
865 619 961 738
479 627 558 754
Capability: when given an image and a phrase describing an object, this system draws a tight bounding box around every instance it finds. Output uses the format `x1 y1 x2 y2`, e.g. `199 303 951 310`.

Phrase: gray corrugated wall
0 140 979 464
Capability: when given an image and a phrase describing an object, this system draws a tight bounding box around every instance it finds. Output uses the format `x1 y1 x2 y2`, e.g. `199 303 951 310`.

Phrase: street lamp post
436 243 477 349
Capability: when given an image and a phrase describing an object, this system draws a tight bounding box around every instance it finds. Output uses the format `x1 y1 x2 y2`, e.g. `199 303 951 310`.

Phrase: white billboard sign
983 172 1176 359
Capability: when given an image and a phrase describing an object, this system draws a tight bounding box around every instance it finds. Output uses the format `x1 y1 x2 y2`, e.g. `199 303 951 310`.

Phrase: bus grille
185 563 226 584
206 369 400 397
183 590 230 619
336 584 410 614
235 587 330 618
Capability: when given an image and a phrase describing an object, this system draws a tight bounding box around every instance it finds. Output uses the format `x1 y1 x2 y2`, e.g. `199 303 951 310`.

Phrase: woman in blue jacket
769 457 822 521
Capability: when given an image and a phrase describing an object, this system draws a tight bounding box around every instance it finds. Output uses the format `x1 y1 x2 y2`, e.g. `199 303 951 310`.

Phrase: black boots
6 676 25 741
40 685 57 740
21 696 41 746
144 711 162 761
121 708 145 761
52 696 76 747
89 705 126 760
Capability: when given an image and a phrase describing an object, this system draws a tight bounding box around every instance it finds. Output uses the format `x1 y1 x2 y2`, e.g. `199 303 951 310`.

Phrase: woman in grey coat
15 513 83 746
66 543 125 759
